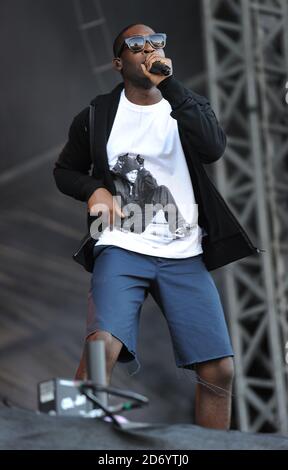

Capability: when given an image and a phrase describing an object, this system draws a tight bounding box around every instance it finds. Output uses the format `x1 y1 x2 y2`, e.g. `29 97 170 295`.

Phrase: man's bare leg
75 330 123 385
194 356 234 430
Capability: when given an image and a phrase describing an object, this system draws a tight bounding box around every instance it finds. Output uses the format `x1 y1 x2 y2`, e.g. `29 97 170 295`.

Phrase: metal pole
86 340 108 407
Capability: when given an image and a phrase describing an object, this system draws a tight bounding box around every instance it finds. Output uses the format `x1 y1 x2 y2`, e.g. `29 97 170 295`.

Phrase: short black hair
113 23 140 57
113 23 154 57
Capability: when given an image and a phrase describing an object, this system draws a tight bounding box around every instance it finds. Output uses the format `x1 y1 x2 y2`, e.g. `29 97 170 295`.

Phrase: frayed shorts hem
86 328 141 377
176 352 235 371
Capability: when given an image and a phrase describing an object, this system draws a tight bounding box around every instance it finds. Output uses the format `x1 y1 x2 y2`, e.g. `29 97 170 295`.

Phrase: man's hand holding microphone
140 51 173 86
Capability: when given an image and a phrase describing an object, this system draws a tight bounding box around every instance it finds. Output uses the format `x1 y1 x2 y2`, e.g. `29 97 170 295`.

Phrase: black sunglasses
116 33 167 58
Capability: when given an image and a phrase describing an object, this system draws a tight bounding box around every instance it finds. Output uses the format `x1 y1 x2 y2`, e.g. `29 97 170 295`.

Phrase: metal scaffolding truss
73 0 116 92
202 0 288 433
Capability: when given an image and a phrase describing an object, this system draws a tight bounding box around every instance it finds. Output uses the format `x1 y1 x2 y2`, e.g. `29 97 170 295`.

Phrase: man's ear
112 57 122 73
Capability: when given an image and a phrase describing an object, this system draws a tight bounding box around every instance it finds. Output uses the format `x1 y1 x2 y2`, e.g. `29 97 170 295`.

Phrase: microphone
149 61 171 76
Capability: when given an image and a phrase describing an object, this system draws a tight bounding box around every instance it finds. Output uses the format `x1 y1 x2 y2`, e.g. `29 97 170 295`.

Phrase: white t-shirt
94 89 204 258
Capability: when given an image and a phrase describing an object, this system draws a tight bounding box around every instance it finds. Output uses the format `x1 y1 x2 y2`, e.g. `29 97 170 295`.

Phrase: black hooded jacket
53 75 261 272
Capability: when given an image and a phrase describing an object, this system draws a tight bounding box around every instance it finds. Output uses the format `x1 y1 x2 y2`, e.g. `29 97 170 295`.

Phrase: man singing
53 23 258 429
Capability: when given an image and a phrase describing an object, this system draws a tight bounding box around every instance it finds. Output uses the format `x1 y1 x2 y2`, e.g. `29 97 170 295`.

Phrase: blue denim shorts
87 245 234 376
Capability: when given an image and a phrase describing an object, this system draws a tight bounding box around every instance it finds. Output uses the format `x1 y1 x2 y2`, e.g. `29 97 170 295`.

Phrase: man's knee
86 330 123 367
195 356 234 388
87 329 113 344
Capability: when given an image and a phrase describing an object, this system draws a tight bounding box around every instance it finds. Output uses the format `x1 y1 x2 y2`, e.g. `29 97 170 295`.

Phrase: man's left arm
157 75 226 164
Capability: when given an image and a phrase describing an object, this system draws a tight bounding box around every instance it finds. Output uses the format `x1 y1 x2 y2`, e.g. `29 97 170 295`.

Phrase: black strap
89 104 95 161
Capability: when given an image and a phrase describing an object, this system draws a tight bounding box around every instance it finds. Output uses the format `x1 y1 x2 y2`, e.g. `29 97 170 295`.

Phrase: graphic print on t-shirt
111 153 193 242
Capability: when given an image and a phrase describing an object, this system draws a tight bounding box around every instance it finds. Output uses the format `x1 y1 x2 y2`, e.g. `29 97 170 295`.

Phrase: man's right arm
53 108 125 223
53 108 106 202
